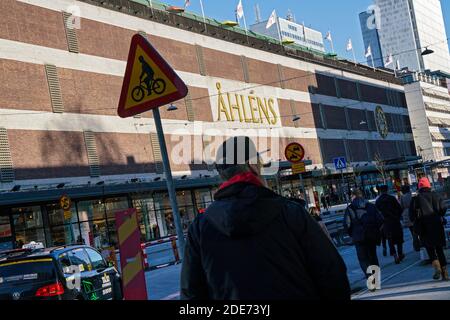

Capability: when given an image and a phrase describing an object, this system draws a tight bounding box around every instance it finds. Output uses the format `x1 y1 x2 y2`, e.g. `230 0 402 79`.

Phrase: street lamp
421 47 434 56
167 103 178 111
292 115 301 122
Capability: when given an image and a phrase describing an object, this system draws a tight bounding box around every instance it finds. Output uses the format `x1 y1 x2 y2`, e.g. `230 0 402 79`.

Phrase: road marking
162 291 180 300
352 259 422 299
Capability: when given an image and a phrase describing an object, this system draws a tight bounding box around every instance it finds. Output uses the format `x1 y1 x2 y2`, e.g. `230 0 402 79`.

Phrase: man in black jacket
180 136 350 300
344 189 384 278
375 185 405 264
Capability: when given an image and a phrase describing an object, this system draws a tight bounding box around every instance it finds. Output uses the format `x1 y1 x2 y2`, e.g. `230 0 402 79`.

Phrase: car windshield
0 259 56 286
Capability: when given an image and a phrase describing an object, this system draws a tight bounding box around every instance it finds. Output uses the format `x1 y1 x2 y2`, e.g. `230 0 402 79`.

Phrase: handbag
412 196 425 236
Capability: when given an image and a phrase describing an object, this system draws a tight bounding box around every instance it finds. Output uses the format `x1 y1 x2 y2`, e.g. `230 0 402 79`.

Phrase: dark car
0 244 123 300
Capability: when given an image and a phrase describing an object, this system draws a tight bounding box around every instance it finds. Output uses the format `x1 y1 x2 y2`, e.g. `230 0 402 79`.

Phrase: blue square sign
333 157 347 170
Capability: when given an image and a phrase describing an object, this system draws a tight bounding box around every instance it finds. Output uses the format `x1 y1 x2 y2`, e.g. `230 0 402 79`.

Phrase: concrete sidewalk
353 249 450 300
144 231 449 300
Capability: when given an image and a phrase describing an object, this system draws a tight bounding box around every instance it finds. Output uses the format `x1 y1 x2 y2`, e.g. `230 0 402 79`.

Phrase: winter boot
432 260 442 280
394 254 400 264
382 248 387 257
441 266 449 281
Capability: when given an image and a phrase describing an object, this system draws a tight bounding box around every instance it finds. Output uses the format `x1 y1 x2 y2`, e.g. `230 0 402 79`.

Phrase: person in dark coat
400 185 420 251
375 185 405 264
344 189 384 280
180 136 351 300
409 177 448 281
320 194 328 210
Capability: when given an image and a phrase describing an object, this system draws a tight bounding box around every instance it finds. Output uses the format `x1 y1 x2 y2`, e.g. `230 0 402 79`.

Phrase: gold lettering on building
215 82 279 125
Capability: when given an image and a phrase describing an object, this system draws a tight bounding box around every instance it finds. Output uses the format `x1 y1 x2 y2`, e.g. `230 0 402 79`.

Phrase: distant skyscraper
372 0 450 73
359 10 384 68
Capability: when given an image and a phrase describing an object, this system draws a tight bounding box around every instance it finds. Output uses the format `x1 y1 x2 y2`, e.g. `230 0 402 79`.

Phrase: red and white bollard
140 243 149 270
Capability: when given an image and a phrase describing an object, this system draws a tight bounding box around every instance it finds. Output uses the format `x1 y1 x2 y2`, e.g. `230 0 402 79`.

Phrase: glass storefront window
46 203 78 226
104 197 128 219
79 220 109 249
194 189 213 209
132 194 158 241
77 200 106 222
12 206 43 231
11 206 45 247
48 224 81 247
14 228 46 248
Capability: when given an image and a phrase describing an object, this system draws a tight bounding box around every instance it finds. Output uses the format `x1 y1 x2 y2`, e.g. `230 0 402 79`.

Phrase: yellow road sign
292 162 306 174
118 34 188 118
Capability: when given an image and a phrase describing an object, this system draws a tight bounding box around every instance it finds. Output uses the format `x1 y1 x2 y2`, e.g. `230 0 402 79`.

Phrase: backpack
347 203 382 244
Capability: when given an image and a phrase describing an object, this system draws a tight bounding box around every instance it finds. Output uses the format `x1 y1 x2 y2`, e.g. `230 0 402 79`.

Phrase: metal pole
299 173 308 208
341 169 347 204
152 108 185 259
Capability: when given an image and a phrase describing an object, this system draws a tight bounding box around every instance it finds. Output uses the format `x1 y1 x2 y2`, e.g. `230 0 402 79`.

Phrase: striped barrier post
115 208 148 300
141 243 149 270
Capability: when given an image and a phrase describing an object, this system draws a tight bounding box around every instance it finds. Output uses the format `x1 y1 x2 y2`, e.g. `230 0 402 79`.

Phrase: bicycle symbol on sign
131 56 166 102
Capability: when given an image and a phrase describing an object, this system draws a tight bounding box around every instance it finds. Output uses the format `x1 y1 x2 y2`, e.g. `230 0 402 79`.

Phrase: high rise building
373 0 450 73
250 15 325 53
359 10 384 68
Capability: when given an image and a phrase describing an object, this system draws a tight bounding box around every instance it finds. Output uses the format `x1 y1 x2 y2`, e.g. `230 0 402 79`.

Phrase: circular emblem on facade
12 292 21 300
375 105 388 139
59 195 72 211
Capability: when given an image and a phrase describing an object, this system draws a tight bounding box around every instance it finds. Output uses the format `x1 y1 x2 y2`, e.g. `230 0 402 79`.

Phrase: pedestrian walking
399 185 420 251
180 136 351 300
344 189 384 279
409 177 448 281
309 207 332 241
375 185 405 264
320 194 328 210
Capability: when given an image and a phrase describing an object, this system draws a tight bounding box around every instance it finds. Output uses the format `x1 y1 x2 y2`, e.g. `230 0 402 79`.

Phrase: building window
77 200 111 249
45 203 80 247
11 206 45 248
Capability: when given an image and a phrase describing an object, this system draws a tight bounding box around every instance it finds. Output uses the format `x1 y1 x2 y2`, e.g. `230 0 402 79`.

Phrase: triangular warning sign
117 34 188 118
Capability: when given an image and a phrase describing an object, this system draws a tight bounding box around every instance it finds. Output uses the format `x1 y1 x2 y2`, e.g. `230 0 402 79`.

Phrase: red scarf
219 172 263 190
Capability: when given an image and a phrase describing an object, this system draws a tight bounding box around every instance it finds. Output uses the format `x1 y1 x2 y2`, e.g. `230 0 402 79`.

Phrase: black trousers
355 242 379 277
388 241 403 256
408 227 421 251
426 246 447 267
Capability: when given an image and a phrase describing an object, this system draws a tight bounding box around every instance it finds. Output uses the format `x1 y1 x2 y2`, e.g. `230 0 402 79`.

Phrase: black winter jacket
180 182 350 300
409 188 447 247
344 198 384 244
375 194 404 244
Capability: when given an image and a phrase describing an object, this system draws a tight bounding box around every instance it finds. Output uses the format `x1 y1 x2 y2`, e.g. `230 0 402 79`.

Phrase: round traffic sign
285 143 305 164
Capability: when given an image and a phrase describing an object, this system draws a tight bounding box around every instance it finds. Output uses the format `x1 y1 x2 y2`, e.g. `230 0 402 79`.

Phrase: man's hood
204 182 282 238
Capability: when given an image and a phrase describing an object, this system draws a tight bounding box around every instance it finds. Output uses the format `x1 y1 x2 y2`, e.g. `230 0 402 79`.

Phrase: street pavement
144 229 449 300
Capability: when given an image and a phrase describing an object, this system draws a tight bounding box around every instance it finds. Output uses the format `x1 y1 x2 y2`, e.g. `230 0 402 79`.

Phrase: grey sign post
152 108 185 259
333 157 348 204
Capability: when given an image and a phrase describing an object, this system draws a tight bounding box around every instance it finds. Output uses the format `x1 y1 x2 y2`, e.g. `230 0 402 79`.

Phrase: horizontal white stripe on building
0 38 409 116
18 0 405 91
0 108 413 142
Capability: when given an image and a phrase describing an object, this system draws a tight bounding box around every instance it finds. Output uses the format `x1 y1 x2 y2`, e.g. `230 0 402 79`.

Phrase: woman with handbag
409 177 448 281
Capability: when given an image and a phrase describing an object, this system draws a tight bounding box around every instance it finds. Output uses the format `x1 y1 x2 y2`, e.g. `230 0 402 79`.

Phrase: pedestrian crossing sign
117 34 188 118
333 157 347 170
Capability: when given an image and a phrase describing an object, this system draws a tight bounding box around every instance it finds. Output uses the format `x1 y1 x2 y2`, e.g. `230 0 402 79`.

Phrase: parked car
0 243 122 300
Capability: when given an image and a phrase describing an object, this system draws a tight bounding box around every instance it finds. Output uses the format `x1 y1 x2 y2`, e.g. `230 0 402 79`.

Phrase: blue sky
166 0 450 62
